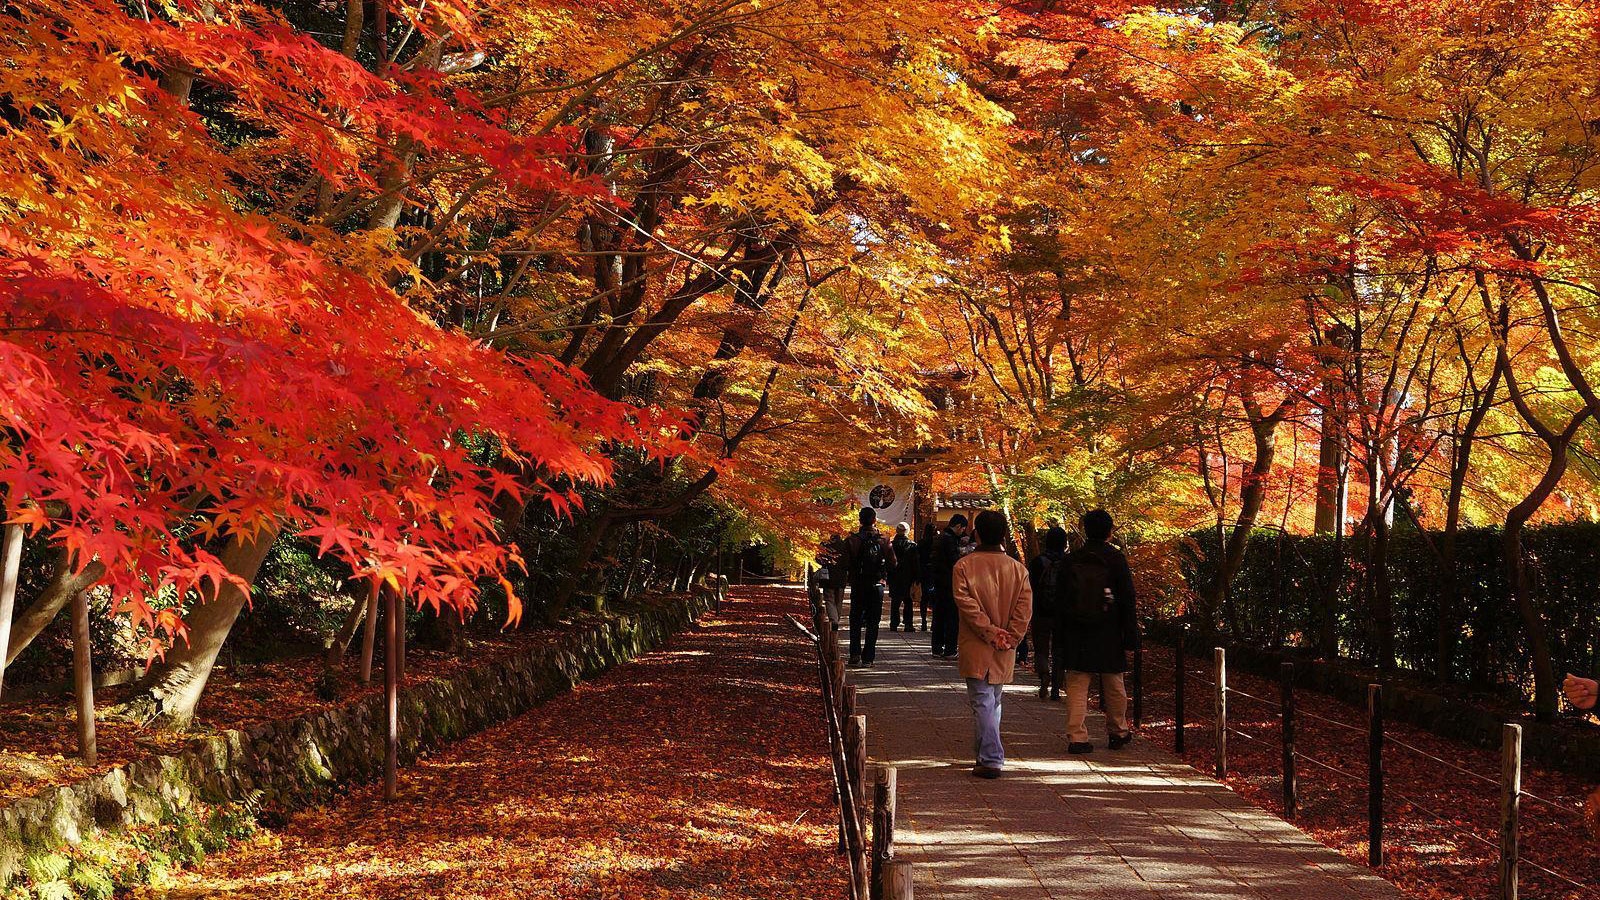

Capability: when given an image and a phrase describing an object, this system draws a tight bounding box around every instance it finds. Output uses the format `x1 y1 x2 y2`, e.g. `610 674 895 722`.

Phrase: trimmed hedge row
1179 523 1600 702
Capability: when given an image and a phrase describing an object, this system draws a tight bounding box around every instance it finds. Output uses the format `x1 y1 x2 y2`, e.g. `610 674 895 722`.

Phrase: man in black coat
887 522 919 632
1060 509 1140 754
841 507 897 666
917 524 939 631
931 515 970 658
1027 525 1071 701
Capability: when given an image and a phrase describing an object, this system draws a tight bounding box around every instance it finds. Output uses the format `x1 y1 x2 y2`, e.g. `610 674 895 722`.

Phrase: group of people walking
817 506 1140 778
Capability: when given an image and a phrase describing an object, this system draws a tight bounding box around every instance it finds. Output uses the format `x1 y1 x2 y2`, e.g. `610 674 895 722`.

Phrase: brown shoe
971 765 1002 779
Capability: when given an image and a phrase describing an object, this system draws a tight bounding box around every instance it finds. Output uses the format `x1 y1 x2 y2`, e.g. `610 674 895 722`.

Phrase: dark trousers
888 583 914 631
919 584 932 628
1032 615 1065 692
932 590 959 655
849 581 884 663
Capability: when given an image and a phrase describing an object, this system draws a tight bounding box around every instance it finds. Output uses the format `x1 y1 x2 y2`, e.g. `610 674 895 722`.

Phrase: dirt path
157 587 843 899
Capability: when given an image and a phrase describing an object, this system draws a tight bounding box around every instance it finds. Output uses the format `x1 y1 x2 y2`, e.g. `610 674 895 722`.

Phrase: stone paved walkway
840 607 1405 900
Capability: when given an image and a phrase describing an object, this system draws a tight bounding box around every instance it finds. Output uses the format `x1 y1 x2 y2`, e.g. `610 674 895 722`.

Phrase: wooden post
0 522 23 699
1214 647 1226 779
384 585 400 801
359 579 379 684
1368 683 1383 867
1174 630 1186 754
849 714 868 824
1501 723 1521 900
1132 646 1143 728
71 589 97 766
884 860 914 900
871 766 897 900
848 715 870 900
1281 662 1296 820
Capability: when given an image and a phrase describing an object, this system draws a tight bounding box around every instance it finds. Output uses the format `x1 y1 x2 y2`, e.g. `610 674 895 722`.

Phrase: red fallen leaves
0 611 601 805
1138 644 1600 900
161 588 844 899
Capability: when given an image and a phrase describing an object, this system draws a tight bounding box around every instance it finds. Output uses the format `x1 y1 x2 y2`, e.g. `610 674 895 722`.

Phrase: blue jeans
965 678 1005 768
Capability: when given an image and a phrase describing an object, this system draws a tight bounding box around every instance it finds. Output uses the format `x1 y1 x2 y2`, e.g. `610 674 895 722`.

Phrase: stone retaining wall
0 592 712 891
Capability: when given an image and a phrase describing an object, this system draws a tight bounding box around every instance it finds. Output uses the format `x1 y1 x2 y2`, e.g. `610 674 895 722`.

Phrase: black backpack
1067 547 1115 625
850 530 886 582
1034 552 1065 614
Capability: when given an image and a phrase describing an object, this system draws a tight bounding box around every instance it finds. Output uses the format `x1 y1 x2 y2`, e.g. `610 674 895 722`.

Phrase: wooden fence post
1281 662 1296 820
1368 683 1383 867
1174 629 1185 754
1132 646 1143 728
71 589 96 766
884 860 914 900
1501 723 1521 900
849 714 868 824
384 585 400 801
871 766 897 900
0 522 23 699
1214 647 1226 779
848 713 869 900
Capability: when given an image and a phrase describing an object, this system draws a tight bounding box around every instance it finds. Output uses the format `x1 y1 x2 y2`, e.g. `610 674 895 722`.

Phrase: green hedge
1178 523 1600 700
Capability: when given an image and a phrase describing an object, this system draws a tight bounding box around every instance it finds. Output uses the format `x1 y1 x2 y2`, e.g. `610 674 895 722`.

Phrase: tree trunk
1204 392 1287 633
71 588 97 765
360 578 381 683
119 526 280 729
0 523 22 698
1502 430 1582 723
6 553 106 666
325 580 377 668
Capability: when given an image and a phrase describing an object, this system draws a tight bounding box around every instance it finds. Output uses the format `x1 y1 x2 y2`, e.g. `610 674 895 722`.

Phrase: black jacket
888 536 918 591
1057 541 1140 673
842 526 897 586
1027 549 1069 619
933 528 964 596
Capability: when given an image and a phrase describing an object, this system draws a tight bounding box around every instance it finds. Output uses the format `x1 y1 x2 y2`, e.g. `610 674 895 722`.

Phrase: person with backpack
888 522 919 632
951 509 1033 778
842 507 897 666
930 515 970 658
1027 525 1071 701
1060 509 1140 754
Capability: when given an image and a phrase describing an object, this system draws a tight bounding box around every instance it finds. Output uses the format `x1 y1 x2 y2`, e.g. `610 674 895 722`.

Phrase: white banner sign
855 477 915 530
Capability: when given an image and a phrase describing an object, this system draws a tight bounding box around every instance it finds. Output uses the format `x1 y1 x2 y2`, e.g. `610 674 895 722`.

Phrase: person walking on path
951 509 1033 778
1060 509 1140 755
1027 525 1070 702
931 515 970 658
888 522 919 632
818 532 847 628
843 507 897 666
917 524 939 631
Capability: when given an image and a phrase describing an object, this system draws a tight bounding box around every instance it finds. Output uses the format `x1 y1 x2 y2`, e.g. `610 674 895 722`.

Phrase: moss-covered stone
0 592 710 896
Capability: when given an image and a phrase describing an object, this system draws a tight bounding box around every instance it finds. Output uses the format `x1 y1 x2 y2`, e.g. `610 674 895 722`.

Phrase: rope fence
1136 633 1599 900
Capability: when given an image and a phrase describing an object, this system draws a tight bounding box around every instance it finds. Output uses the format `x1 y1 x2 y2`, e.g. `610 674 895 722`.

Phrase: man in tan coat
951 509 1034 779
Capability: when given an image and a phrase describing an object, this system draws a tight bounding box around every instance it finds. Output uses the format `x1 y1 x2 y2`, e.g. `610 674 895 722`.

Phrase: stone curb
0 592 712 888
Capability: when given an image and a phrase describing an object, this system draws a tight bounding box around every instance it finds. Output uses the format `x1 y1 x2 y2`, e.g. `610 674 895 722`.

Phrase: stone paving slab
840 610 1405 900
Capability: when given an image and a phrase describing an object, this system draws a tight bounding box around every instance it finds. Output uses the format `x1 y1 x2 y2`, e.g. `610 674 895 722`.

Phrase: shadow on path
843 593 1406 900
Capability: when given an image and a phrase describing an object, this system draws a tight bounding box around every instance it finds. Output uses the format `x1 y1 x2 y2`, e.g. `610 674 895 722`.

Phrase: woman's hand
1562 673 1598 710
